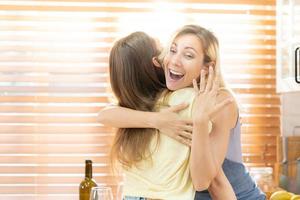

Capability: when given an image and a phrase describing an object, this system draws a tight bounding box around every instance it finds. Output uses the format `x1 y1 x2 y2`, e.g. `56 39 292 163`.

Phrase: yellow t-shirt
123 88 212 200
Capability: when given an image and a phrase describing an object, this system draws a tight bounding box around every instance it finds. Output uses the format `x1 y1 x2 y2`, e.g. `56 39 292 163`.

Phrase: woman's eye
185 54 194 59
170 48 176 53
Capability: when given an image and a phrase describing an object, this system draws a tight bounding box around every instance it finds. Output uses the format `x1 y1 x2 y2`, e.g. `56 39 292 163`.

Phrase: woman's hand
153 103 193 146
192 66 233 124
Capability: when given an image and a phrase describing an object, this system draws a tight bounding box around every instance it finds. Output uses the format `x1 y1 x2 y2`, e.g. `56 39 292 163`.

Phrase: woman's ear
203 61 215 73
207 61 216 69
206 61 216 69
202 65 209 74
152 57 161 68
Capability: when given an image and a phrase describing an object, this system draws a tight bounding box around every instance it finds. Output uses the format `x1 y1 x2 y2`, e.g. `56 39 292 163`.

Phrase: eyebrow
171 42 199 54
185 47 198 54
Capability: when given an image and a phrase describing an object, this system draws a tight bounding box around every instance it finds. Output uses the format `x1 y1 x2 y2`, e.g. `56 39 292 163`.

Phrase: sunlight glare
117 1 186 46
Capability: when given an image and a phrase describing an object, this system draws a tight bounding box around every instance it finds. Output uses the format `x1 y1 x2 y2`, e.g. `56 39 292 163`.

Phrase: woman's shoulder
217 88 238 107
166 88 195 105
215 88 239 128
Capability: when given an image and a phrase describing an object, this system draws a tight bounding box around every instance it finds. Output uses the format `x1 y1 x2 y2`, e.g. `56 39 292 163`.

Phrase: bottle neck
85 162 93 179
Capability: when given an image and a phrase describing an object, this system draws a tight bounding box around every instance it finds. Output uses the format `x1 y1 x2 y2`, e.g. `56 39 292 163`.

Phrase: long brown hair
109 32 166 168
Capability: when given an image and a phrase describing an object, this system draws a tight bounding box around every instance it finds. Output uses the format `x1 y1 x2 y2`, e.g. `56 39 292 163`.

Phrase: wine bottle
79 160 98 200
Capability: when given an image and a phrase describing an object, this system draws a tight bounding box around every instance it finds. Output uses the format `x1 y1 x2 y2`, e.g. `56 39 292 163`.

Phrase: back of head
109 32 165 168
109 31 165 110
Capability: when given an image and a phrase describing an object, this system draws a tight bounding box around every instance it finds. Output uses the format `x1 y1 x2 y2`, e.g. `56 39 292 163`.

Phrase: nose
170 53 181 67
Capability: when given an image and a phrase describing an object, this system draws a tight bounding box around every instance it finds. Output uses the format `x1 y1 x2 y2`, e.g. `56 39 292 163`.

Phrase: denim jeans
195 159 266 200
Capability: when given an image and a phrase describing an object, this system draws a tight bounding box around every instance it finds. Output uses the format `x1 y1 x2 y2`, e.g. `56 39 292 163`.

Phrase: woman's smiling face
163 34 206 91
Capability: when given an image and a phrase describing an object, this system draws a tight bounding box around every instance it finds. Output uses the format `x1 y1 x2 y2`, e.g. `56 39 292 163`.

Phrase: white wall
281 92 300 162
282 92 300 136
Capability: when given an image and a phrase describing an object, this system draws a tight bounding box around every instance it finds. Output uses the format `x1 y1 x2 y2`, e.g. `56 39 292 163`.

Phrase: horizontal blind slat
0 5 276 15
0 125 112 134
0 156 112 164
0 96 110 103
1 0 274 4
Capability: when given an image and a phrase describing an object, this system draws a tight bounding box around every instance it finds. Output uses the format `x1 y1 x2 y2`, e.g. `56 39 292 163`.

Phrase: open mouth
169 69 184 80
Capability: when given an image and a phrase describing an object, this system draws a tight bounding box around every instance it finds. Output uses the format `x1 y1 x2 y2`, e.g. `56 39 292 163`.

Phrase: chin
168 84 184 91
166 83 177 91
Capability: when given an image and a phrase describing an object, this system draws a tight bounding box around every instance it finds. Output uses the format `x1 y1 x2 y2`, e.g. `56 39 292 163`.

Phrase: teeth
169 69 183 76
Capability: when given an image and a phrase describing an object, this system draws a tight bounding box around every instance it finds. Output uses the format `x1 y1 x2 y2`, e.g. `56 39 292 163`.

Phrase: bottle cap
86 160 92 164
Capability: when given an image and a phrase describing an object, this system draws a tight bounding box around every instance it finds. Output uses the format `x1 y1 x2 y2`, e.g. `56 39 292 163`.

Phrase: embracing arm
98 106 156 128
98 104 193 146
208 168 237 200
190 91 237 191
189 66 237 191
209 91 238 172
190 117 217 190
206 91 238 200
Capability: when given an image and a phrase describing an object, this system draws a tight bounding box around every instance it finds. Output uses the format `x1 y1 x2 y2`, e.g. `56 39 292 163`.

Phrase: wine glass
89 186 113 200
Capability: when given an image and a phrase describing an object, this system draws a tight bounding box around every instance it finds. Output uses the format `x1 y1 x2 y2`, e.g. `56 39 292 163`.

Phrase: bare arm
189 67 235 191
191 96 237 193
208 169 237 200
98 104 193 146
200 91 237 198
98 106 156 128
209 91 237 172
190 117 218 190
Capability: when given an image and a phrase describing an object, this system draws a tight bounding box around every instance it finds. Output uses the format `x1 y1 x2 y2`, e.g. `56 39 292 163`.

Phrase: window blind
0 0 279 199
